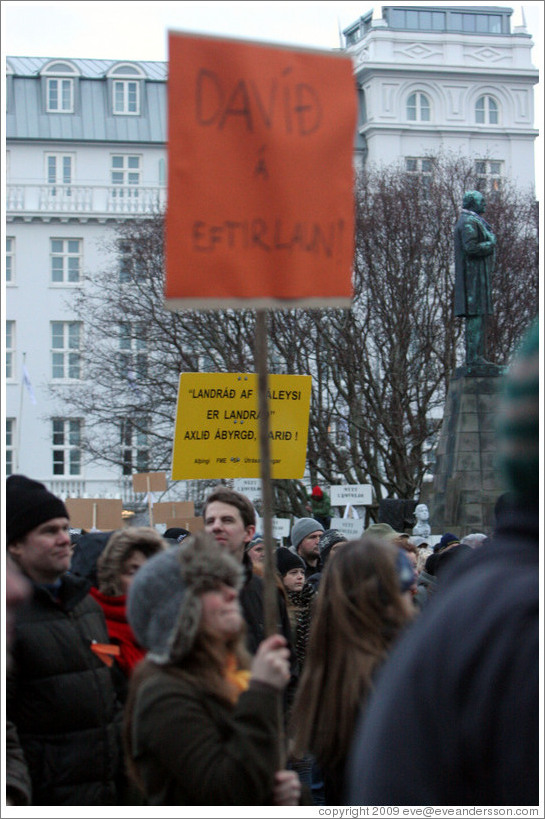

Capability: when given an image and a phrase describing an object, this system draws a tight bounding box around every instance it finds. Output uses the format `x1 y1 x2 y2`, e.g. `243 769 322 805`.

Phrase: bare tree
52 153 538 514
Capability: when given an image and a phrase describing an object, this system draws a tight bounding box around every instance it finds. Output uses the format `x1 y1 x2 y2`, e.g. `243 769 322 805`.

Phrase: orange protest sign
165 31 357 310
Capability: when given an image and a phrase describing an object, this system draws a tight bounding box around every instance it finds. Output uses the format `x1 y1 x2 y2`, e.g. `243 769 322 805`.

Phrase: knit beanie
434 532 460 553
496 321 539 509
245 534 264 553
276 547 305 576
311 486 323 499
6 474 68 544
163 527 190 543
127 531 244 665
318 529 348 564
290 517 325 551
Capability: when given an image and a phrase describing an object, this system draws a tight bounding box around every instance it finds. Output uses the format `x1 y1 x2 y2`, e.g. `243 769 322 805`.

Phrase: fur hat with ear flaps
127 531 244 665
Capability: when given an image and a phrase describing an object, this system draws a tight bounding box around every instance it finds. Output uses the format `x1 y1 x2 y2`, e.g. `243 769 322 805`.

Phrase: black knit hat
276 547 305 576
318 529 348 565
434 532 460 553
163 527 191 543
6 474 69 545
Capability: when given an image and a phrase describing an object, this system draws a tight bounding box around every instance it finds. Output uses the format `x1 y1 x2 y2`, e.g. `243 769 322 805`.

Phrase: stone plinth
430 365 507 538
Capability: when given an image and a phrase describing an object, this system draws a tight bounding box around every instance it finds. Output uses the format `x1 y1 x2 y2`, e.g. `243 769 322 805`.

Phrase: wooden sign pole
255 310 277 637
147 476 154 527
255 309 285 768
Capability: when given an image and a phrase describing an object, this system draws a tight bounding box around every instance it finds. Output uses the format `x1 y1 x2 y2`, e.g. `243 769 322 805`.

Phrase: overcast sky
2 0 542 198
1 0 541 61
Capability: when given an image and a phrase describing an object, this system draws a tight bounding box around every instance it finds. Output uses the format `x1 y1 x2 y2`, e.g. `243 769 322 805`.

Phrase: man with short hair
203 487 294 656
6 475 123 805
289 518 324 579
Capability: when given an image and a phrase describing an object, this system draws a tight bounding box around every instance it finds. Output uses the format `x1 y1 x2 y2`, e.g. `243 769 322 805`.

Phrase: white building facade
4 6 539 499
5 57 168 500
344 5 538 190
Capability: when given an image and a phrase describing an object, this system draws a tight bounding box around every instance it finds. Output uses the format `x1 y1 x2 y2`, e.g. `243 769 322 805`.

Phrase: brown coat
130 669 282 805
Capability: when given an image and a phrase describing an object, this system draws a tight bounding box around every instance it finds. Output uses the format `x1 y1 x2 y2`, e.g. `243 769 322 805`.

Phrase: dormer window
42 61 78 113
108 64 144 115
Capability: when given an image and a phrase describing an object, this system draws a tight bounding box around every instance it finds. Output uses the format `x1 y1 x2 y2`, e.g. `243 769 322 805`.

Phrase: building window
52 418 82 475
405 157 433 187
46 77 74 112
42 60 78 113
475 95 499 125
407 92 430 122
120 419 149 475
386 7 506 34
118 322 148 384
6 237 15 283
108 64 143 115
6 320 15 379
51 321 82 379
388 8 446 31
118 241 145 282
46 153 73 196
6 419 16 476
111 155 141 199
452 12 503 34
344 12 373 46
50 238 82 283
475 160 503 194
158 157 166 186
113 80 140 114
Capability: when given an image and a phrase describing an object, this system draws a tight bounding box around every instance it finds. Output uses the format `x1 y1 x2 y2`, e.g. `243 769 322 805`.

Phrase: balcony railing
7 184 167 218
48 476 139 504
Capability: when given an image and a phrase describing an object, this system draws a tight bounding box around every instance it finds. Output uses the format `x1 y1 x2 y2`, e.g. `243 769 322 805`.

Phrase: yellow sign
171 373 311 479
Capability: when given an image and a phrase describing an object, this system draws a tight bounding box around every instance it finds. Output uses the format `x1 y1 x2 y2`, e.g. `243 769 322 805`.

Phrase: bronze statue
454 190 496 366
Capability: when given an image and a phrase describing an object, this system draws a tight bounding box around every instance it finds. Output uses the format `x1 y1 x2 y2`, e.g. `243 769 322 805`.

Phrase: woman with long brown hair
289 536 416 804
123 532 301 806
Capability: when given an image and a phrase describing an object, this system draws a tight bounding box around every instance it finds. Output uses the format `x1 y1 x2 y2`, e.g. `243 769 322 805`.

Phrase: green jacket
310 493 331 519
131 669 282 805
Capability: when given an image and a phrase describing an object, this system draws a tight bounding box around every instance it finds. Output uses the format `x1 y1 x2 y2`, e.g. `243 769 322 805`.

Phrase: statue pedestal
430 366 507 537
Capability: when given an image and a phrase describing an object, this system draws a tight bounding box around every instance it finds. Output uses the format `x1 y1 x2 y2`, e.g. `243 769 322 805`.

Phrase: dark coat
347 506 539 806
454 209 495 317
131 670 282 805
7 573 123 805
239 557 299 713
70 530 114 586
5 720 32 805
239 555 294 656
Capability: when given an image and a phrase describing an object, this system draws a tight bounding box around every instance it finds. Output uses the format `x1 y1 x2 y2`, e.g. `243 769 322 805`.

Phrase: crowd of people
4 322 539 807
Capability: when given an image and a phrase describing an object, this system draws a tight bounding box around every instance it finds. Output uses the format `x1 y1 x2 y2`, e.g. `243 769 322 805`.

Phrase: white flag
22 365 37 404
343 504 360 519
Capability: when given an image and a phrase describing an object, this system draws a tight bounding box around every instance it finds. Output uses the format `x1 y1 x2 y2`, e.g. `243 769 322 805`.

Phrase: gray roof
6 57 168 144
6 56 168 80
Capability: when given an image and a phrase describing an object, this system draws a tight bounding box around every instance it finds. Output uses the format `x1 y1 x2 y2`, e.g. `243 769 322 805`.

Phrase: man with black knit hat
6 475 123 805
348 321 539 806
